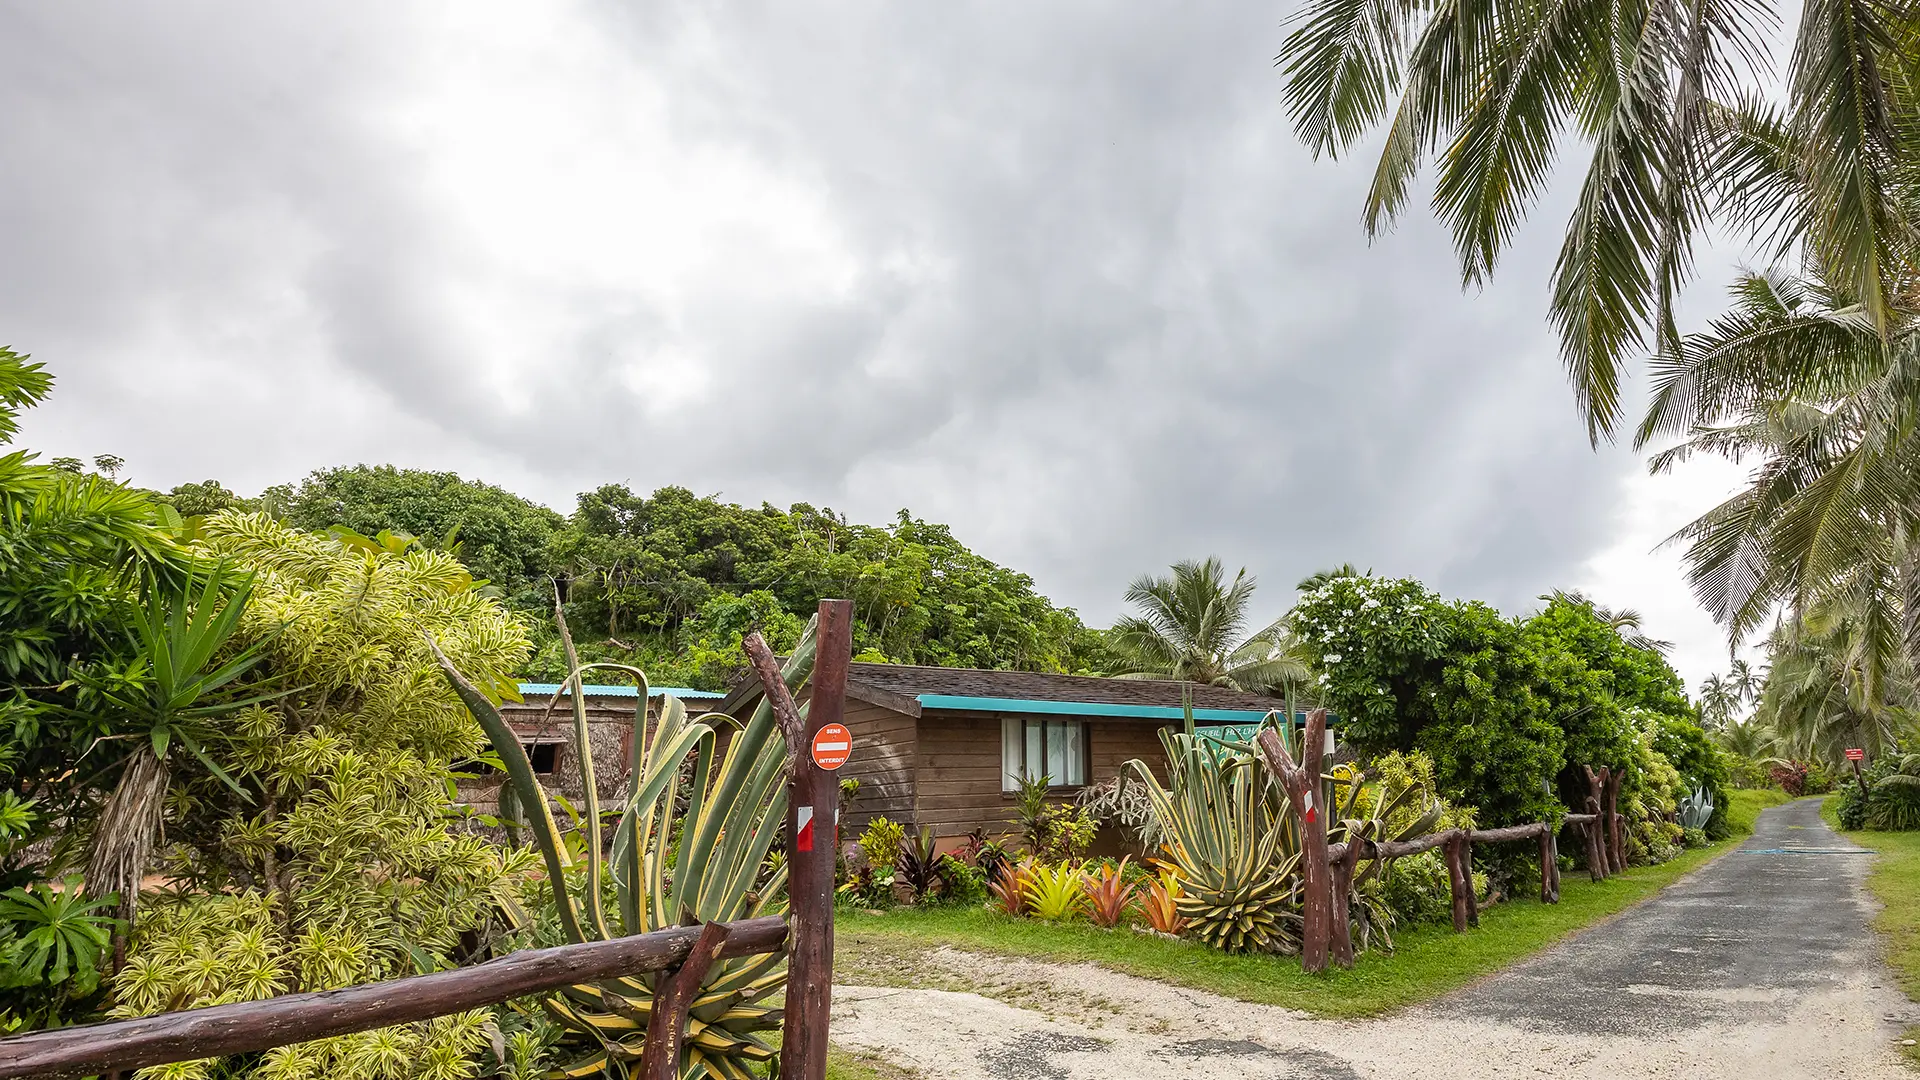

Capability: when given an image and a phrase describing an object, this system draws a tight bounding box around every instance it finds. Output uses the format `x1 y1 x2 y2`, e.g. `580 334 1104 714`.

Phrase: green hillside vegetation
147 465 1112 688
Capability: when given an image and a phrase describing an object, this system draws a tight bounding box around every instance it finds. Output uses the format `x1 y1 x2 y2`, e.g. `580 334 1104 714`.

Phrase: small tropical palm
1541 589 1674 654
1698 674 1741 731
1729 660 1765 705
1109 558 1308 694
1718 718 1782 762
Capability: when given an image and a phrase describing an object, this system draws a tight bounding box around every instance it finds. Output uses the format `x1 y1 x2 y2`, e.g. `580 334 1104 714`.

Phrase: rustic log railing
0 598 859 1080
1258 711 1640 971
0 917 791 1080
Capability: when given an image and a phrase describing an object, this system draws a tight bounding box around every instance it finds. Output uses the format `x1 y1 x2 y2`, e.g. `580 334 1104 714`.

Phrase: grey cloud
1 0 1641 632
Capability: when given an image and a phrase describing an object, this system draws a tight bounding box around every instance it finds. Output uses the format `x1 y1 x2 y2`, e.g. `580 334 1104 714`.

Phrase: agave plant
1677 787 1716 832
1123 711 1302 954
433 610 820 1080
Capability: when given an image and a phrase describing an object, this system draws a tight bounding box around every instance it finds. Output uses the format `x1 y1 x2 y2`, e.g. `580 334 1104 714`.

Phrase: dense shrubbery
1835 752 1920 831
1292 577 1717 863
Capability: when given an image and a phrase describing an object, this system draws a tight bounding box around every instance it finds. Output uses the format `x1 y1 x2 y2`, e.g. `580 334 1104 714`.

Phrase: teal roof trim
517 682 724 700
914 694 1285 724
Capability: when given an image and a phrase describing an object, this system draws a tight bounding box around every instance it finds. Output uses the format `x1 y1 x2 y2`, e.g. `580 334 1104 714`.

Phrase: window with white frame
1001 717 1088 791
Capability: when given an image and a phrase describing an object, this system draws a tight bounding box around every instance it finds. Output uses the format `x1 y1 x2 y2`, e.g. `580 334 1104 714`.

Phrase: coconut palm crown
1108 558 1308 694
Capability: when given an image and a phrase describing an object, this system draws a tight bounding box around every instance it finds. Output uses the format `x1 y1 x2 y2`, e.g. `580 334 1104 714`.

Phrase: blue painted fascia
516 682 725 700
913 693 1317 724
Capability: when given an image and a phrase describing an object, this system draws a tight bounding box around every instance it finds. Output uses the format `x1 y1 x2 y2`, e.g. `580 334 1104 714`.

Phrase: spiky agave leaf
436 616 821 1079
1123 707 1302 954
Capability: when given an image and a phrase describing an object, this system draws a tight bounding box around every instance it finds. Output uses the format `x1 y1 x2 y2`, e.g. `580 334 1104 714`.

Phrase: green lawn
1823 795 1920 1069
838 788 1790 1019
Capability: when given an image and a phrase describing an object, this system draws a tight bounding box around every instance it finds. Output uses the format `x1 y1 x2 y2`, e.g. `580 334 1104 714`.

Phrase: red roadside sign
811 723 852 771
1846 747 1865 762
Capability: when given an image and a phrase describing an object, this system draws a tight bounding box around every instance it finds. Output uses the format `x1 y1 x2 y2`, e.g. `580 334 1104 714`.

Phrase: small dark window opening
527 743 560 774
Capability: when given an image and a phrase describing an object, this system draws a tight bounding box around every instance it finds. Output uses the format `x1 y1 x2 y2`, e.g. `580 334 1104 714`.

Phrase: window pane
1045 720 1068 787
1063 722 1085 785
1001 717 1023 792
1026 722 1045 784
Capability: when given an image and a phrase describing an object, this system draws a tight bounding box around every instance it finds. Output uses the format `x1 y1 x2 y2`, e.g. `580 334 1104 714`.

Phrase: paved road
1433 795 1902 1037
834 798 1920 1078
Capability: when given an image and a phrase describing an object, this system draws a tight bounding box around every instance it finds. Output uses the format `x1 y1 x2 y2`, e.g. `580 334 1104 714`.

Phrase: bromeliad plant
986 860 1038 917
1136 867 1186 936
434 607 821 1080
1023 863 1090 922
1082 858 1137 928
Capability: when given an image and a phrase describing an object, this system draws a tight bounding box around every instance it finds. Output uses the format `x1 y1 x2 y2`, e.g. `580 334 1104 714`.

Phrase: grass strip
837 788 1790 1019
1823 795 1920 1069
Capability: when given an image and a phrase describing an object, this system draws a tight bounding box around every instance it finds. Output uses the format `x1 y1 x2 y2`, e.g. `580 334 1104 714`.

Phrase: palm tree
1647 269 1920 684
1698 674 1741 730
1729 659 1765 705
1754 599 1919 767
1109 557 1310 694
1541 588 1674 654
1297 563 1363 591
1719 717 1782 761
1275 0 1920 444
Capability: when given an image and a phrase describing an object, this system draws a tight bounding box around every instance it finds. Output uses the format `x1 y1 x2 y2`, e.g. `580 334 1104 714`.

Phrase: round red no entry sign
811 723 852 770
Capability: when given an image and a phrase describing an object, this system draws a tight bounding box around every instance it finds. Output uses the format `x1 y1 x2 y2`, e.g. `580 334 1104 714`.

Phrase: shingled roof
720 662 1286 719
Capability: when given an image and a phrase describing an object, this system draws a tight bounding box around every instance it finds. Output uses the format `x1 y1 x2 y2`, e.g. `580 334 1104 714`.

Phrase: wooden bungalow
717 664 1284 847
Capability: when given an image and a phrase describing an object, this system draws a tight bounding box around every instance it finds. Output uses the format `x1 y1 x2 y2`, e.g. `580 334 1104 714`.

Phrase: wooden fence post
1443 831 1470 932
1581 767 1609 880
1603 769 1626 872
1538 827 1557 904
1460 834 1479 928
1255 709 1332 973
779 599 852 1080
1327 833 1367 970
638 922 731 1080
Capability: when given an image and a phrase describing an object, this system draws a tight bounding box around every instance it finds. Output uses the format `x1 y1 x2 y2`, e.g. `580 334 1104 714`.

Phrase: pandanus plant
432 606 819 1080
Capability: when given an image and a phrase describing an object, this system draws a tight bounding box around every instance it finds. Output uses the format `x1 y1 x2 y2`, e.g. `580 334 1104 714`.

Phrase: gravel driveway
830 798 1919 1078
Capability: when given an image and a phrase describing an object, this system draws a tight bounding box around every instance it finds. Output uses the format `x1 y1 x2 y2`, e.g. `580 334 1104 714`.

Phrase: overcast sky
5 2 1761 688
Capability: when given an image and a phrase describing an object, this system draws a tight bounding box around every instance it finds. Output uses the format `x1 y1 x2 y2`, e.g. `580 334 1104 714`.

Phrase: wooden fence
0 599 857 1080
1256 709 1630 973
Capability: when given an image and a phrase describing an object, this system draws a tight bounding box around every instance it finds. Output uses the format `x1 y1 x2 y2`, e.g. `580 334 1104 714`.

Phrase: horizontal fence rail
0 915 789 1080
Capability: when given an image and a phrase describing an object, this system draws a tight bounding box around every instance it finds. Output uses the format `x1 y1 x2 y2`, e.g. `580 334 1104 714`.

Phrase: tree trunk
85 746 171 968
1538 828 1557 903
1255 710 1332 974
1581 766 1610 880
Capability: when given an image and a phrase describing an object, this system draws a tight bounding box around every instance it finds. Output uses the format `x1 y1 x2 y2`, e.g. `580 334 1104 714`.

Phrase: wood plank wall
837 700 918 836
911 711 1170 842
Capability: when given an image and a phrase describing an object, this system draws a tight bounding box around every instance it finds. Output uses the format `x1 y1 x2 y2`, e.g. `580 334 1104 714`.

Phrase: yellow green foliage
115 512 535 1080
